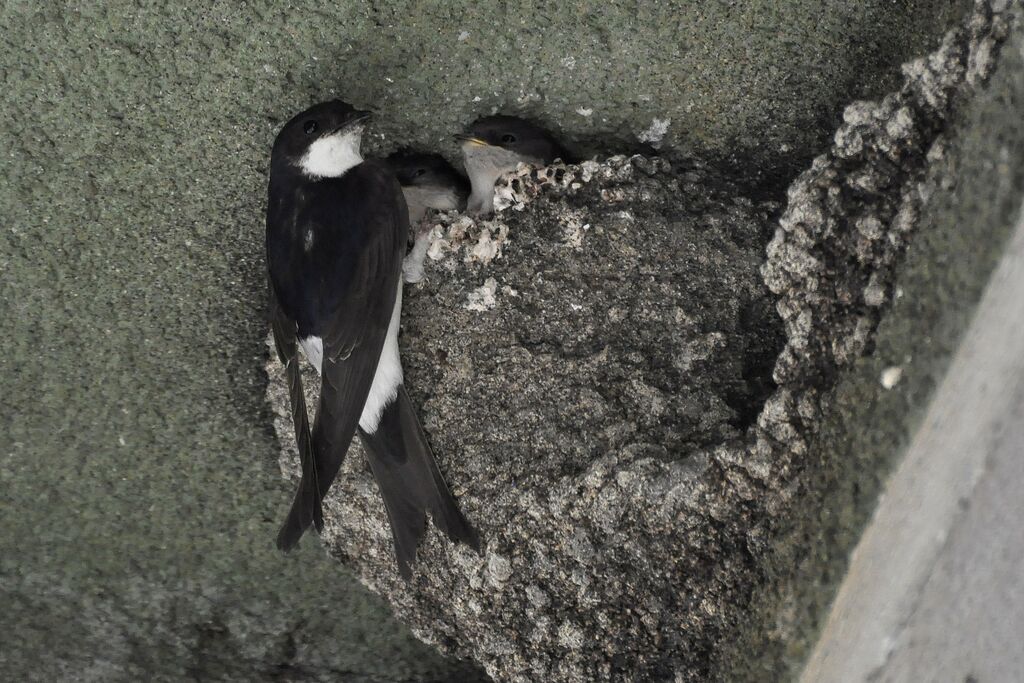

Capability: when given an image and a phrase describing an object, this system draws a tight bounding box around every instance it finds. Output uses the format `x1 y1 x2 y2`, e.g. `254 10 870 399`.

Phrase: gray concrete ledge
801 205 1024 682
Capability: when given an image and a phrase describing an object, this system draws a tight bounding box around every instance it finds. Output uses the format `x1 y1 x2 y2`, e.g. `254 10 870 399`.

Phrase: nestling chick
385 151 469 224
385 151 469 283
455 115 568 214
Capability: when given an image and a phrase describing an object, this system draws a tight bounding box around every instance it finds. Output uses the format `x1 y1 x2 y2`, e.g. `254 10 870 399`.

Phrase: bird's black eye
303 120 318 134
413 168 427 177
501 133 517 144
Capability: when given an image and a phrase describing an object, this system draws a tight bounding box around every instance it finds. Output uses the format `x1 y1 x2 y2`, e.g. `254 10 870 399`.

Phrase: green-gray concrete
0 1 976 680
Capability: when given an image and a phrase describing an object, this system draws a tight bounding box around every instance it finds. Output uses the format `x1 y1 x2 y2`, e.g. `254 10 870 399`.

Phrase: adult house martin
266 100 478 578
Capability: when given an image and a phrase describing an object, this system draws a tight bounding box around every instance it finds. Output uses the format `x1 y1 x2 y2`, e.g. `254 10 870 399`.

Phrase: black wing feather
358 386 480 580
269 284 323 542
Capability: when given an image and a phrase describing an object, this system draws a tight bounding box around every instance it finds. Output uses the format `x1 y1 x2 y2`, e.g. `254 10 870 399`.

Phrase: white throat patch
299 128 364 179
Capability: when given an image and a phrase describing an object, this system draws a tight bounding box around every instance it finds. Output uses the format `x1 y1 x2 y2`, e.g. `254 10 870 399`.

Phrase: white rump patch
299 128 363 179
358 283 404 433
298 336 323 374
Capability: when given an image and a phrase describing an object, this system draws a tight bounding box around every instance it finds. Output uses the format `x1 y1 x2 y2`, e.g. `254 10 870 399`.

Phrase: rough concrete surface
731 3 1024 677
263 4 1022 681
801 207 1024 683
756 4 1024 678
1 0 1019 681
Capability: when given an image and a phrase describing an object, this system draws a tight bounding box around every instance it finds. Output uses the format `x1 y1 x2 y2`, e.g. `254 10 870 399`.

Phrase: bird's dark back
266 161 407 338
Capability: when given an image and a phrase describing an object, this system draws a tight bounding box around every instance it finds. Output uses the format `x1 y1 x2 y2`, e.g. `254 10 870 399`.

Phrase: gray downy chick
385 151 469 283
455 115 568 214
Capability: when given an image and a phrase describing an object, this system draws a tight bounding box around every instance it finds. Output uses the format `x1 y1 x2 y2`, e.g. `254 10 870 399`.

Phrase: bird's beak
453 133 489 147
339 109 376 133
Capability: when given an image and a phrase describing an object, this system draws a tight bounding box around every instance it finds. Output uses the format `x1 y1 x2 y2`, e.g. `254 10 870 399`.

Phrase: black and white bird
384 151 469 283
455 115 568 214
266 100 478 579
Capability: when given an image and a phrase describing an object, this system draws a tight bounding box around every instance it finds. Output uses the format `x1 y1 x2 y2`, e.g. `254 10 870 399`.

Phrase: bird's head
271 100 372 179
385 151 467 193
454 115 566 167
385 150 469 221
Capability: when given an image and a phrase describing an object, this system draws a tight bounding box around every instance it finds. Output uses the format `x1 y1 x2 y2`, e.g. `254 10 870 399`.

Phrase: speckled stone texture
265 3 1017 681
269 156 784 680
